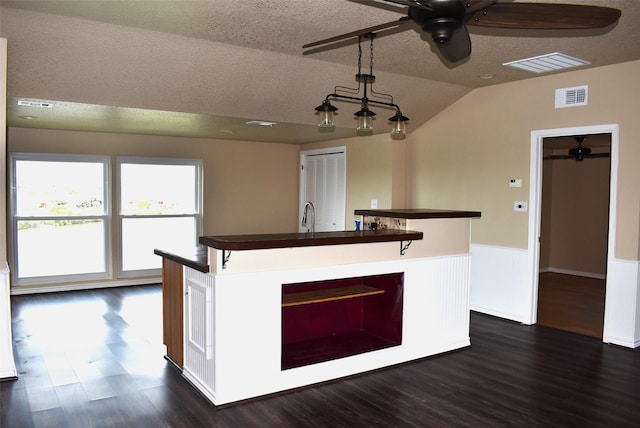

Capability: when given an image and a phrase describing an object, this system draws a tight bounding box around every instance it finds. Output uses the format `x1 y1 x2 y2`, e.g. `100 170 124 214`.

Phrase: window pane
120 164 197 215
15 160 105 217
121 217 197 271
17 220 106 278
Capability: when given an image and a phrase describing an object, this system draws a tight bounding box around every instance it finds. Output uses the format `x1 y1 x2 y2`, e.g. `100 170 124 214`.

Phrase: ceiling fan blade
589 153 611 158
303 17 411 49
467 3 621 30
382 0 498 14
462 0 497 15
380 0 434 11
436 22 471 63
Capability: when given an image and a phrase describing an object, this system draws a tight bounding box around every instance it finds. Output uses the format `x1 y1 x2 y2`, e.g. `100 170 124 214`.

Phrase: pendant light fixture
314 33 409 138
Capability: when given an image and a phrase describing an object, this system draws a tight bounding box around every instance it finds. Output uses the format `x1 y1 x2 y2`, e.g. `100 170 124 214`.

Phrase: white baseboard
539 267 606 280
10 277 162 295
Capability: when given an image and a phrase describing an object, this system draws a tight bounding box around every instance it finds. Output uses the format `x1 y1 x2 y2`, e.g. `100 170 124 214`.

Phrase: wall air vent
17 99 54 108
555 85 588 109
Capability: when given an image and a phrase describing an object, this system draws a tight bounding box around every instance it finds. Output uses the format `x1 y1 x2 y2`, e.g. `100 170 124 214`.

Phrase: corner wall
407 60 640 346
541 156 610 278
6 127 300 291
302 132 400 228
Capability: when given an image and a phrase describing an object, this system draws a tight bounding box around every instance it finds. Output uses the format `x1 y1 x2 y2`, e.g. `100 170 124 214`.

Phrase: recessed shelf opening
281 272 403 370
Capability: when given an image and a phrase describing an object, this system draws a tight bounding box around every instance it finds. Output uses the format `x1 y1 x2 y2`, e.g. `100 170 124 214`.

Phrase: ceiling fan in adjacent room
544 136 610 161
303 0 622 63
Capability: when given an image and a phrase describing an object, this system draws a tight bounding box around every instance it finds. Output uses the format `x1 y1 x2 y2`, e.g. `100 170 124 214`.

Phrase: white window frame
116 156 203 278
8 152 112 286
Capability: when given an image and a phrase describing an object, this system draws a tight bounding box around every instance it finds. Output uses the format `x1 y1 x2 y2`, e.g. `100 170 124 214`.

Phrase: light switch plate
371 199 378 209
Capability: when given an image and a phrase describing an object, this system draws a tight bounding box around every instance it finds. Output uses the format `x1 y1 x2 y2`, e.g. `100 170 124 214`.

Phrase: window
8 153 203 287
9 153 110 285
117 157 202 276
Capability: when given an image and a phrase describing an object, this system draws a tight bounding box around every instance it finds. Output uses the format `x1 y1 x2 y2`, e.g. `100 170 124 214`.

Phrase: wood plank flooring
2 284 639 427
537 272 606 338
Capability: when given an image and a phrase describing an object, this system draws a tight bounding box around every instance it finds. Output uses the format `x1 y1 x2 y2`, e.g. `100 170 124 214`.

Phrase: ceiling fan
544 136 610 161
303 1 622 63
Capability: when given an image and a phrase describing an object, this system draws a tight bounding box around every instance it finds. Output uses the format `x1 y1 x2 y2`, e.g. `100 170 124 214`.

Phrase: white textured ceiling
2 0 639 143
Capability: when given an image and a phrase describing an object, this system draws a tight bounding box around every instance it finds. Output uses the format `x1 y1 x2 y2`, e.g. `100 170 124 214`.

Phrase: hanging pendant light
315 100 338 128
389 111 410 137
355 105 376 132
314 33 409 138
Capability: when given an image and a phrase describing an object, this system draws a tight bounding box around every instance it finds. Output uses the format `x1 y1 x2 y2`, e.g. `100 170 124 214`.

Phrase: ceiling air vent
555 85 588 109
17 99 54 108
503 52 590 74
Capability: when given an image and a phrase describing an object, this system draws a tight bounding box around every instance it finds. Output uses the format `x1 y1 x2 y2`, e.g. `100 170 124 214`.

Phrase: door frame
526 124 619 334
299 146 347 232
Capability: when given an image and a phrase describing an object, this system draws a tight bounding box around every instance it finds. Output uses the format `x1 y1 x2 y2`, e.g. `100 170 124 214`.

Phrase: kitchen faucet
301 201 315 233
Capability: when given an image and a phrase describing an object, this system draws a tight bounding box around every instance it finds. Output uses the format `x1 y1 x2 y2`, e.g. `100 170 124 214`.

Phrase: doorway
299 147 346 232
528 124 619 342
537 133 611 338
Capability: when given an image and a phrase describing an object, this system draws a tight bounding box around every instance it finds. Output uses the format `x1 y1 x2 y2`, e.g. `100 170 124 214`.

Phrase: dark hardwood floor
537 272 606 338
2 284 639 427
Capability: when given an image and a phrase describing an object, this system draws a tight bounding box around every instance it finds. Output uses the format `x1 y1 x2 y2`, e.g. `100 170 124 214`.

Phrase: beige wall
7 61 640 287
1 39 7 262
540 156 610 275
6 127 300 289
407 60 640 261
7 127 300 236
303 132 402 228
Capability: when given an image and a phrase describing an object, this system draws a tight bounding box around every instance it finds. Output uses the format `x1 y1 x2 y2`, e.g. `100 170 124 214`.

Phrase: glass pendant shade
390 120 406 136
315 101 338 128
318 110 335 128
355 107 376 132
389 112 409 137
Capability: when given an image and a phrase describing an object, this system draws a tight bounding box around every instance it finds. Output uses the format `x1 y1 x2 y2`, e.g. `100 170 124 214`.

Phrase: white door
299 148 346 232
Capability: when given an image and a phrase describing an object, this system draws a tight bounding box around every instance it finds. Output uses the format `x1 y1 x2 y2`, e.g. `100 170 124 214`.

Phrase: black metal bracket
222 250 231 269
400 240 412 256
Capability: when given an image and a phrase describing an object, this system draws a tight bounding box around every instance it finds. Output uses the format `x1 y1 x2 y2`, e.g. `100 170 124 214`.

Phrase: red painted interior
281 273 403 369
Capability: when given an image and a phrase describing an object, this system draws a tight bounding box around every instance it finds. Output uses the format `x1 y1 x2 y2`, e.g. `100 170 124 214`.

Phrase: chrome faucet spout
301 201 316 233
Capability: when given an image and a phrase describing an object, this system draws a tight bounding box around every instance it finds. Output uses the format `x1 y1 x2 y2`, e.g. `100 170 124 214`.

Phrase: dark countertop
155 209 477 269
154 246 209 273
199 229 423 251
354 209 481 219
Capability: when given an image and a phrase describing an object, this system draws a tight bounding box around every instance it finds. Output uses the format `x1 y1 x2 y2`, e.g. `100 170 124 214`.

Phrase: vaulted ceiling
2 0 639 143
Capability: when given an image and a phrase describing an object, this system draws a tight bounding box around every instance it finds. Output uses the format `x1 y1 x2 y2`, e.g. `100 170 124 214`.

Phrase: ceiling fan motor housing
408 1 465 44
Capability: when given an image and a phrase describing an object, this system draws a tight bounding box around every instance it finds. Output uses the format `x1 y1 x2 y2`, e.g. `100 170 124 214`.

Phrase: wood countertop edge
154 248 209 273
199 230 423 251
354 209 482 219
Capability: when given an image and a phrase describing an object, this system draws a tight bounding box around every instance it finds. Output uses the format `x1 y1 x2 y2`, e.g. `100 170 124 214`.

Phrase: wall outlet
514 201 528 212
371 199 378 209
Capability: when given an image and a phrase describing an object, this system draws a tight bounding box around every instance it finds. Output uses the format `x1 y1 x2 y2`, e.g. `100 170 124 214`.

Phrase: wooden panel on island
281 273 403 370
161 258 184 368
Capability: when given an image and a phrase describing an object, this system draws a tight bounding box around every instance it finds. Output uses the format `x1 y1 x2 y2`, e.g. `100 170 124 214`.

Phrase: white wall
1 37 18 379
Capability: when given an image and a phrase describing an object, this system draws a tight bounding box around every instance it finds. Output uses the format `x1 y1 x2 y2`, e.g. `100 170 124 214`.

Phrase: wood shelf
282 284 384 307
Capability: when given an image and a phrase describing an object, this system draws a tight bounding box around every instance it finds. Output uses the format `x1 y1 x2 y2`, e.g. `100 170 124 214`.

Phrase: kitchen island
155 209 480 406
